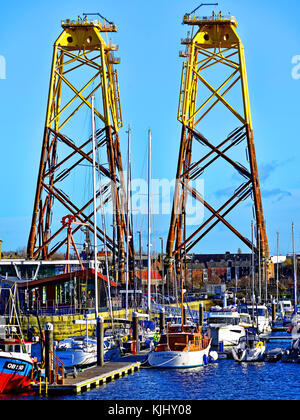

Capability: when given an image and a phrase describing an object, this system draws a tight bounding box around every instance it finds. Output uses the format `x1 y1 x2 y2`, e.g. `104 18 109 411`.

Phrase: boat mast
181 256 184 327
276 231 279 303
251 220 255 313
258 227 261 303
147 129 152 314
125 126 131 320
292 222 298 311
91 95 99 318
264 218 268 303
95 124 114 332
130 151 137 310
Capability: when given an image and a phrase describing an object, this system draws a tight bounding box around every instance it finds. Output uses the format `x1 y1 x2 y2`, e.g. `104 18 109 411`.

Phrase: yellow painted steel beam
45 19 122 132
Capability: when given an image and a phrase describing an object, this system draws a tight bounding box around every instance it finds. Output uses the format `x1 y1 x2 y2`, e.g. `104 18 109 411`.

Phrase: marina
0 0 300 405
1 332 300 401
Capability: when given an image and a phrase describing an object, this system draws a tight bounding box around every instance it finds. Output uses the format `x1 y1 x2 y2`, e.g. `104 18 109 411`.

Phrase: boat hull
56 341 121 368
147 345 211 368
0 354 34 393
210 325 245 347
55 348 97 368
232 346 266 362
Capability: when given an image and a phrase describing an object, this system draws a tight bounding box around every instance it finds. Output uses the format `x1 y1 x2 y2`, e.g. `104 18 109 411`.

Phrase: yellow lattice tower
27 16 132 282
167 12 269 278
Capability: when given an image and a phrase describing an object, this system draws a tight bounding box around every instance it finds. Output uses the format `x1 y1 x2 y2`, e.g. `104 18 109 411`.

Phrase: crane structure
60 214 87 273
166 12 269 278
27 16 133 284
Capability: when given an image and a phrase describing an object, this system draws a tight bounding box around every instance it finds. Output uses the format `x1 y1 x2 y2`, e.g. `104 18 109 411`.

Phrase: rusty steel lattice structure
27 16 133 283
166 12 269 275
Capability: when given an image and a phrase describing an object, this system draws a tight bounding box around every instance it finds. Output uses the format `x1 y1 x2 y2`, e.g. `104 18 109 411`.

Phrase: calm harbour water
1 333 299 401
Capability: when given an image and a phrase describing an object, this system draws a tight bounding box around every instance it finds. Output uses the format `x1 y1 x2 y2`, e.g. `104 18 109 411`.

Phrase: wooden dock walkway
33 360 142 395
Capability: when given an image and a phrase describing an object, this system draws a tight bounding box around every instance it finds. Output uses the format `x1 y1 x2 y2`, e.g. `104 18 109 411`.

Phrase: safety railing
49 349 65 385
183 13 237 26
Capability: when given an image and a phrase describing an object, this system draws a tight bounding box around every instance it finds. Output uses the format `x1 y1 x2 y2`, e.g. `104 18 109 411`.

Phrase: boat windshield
248 308 267 317
207 317 240 326
240 314 251 324
0 343 24 353
239 334 259 348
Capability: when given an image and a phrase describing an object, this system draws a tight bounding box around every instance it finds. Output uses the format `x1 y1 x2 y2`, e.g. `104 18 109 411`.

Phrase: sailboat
55 96 122 369
147 275 214 368
147 322 214 368
147 129 214 367
55 335 120 368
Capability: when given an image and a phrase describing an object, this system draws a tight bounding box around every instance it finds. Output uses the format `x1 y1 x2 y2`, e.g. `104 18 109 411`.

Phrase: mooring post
44 322 53 383
132 312 139 354
159 308 165 334
183 305 187 325
199 303 204 326
97 316 104 366
272 300 277 327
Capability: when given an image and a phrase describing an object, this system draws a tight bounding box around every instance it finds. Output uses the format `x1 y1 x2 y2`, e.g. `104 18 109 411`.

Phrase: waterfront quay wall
20 301 211 341
20 309 131 341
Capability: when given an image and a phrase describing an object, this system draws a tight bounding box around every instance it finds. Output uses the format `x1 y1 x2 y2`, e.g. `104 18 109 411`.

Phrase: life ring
256 341 263 348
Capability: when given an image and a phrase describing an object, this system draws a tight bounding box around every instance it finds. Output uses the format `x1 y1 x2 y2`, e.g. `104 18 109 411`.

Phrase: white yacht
207 308 247 347
147 323 214 368
55 336 120 368
247 305 272 336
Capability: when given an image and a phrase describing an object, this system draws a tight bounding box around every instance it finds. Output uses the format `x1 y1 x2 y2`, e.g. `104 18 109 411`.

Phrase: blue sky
0 0 299 257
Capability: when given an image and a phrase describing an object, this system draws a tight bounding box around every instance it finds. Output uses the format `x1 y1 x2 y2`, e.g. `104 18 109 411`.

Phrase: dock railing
49 349 65 385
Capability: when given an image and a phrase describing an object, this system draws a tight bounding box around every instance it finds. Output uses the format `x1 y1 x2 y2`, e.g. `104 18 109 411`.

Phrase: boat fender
131 341 137 355
256 341 263 348
209 351 218 362
203 354 208 365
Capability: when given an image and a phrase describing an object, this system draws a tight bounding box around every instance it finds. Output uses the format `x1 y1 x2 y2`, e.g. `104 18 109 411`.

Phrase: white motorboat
281 300 294 320
207 307 247 347
282 334 300 363
247 305 272 336
232 330 266 362
147 323 215 368
55 336 120 368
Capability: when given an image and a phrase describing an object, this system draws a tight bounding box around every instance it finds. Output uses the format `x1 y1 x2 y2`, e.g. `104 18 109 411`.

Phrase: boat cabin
155 324 211 353
239 313 252 327
237 332 262 349
281 300 293 314
0 338 31 354
247 305 270 319
207 311 241 326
